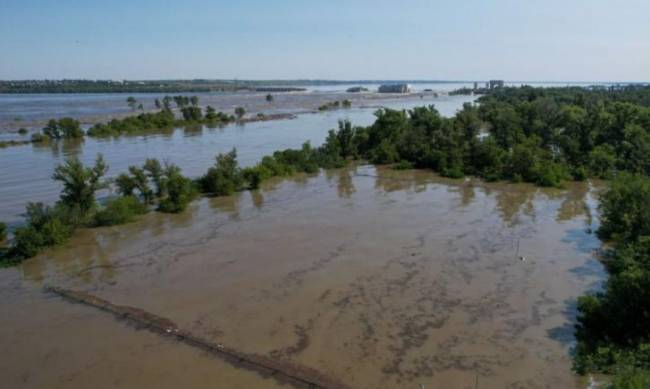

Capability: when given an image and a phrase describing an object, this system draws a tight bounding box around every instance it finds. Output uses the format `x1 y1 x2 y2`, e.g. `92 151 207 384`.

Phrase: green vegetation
127 96 137 111
0 222 6 244
235 106 246 120
200 149 244 196
18 128 28 135
0 140 31 148
41 118 84 139
156 164 197 213
574 174 650 379
94 196 148 226
86 96 234 137
266 94 274 102
52 155 108 213
318 100 352 111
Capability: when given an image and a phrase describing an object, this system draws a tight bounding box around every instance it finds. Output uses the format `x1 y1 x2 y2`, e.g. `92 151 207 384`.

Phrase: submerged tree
52 154 108 213
235 106 246 120
127 96 137 111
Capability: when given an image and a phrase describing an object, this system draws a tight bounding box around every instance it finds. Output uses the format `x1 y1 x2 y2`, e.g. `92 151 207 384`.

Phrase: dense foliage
41 118 84 139
574 174 650 380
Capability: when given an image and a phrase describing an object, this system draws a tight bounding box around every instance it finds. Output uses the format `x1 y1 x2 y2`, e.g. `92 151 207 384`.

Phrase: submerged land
1 84 650 388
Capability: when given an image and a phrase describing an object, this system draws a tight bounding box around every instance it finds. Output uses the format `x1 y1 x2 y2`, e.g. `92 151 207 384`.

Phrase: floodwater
0 84 473 132
0 165 605 389
0 94 475 226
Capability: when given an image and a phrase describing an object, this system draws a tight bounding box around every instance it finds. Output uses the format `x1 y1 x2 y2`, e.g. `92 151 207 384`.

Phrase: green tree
127 96 137 111
157 164 195 213
235 106 246 120
0 222 6 244
200 149 243 196
266 94 274 102
52 154 108 213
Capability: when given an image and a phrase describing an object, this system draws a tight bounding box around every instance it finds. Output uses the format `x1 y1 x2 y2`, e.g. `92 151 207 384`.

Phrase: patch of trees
318 100 352 111
0 154 202 265
86 96 235 137
573 173 650 384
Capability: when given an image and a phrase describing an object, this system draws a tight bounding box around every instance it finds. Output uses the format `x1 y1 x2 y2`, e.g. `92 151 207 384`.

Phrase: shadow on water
547 299 580 350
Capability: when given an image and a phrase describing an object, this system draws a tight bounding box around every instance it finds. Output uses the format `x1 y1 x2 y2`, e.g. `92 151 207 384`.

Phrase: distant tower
473 82 479 90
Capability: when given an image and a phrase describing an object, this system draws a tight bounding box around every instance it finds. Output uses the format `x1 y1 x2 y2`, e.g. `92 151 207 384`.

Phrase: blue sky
1 0 649 81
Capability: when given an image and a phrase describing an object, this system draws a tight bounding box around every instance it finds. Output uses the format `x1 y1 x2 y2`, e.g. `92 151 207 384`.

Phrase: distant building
473 82 479 90
378 84 412 93
489 80 505 89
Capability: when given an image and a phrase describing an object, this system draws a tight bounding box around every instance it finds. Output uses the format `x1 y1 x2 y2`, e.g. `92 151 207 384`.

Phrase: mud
0 166 605 388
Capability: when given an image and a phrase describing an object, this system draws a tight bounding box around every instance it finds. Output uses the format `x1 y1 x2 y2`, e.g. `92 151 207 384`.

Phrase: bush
609 366 650 389
42 118 84 139
10 203 75 259
94 196 148 226
393 160 414 170
0 222 6 243
181 106 203 121
200 149 243 196
157 165 196 213
242 167 263 189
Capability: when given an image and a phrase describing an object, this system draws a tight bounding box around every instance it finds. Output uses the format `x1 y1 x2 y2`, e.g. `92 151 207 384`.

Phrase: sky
1 0 649 82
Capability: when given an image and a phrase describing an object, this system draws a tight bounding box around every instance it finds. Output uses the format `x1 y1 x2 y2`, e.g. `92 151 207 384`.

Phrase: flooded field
0 94 475 225
0 166 605 389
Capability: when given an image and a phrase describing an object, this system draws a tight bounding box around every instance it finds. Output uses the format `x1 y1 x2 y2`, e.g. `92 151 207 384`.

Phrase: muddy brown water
0 166 604 388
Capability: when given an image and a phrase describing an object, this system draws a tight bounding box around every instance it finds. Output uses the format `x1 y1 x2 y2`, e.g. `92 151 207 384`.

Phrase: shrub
94 196 148 226
0 222 6 243
200 149 243 196
42 118 84 139
181 106 203 121
242 167 263 189
18 128 28 135
10 203 75 259
609 366 650 389
157 165 196 213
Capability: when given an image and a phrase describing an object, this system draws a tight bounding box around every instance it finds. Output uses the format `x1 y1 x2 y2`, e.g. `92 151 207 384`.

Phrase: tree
137 103 144 112
127 96 137 111
52 154 108 213
200 149 243 196
181 106 202 121
0 222 6 244
235 107 246 120
162 96 172 110
266 94 274 103
157 164 195 213
42 118 83 139
154 99 162 109
190 96 199 106
143 158 164 197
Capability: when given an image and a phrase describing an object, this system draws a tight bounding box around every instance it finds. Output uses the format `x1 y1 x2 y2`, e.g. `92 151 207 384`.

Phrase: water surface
0 94 475 225
0 166 604 388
